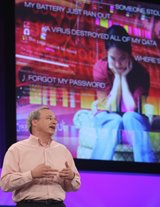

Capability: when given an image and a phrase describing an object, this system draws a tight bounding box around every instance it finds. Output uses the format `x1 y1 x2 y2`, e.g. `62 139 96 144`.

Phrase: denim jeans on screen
91 111 155 162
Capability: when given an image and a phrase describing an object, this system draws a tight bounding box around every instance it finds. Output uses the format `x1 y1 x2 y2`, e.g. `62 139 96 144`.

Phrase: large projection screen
15 0 160 173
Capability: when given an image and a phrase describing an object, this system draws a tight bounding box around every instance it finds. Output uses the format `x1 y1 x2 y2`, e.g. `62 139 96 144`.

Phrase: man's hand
59 162 75 180
31 164 59 178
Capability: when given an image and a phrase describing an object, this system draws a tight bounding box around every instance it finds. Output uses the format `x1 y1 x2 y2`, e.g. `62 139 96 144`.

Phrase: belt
18 199 63 205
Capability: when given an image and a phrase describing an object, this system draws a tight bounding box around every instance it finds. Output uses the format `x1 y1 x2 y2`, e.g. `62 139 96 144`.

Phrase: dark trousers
16 200 66 207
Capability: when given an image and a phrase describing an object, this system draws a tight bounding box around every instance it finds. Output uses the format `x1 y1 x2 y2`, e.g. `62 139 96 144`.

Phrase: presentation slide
16 0 160 163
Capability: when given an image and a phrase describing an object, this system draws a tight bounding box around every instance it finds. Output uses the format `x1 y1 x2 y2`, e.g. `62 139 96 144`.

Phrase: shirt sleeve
62 151 81 192
0 146 33 192
93 59 108 82
93 59 114 97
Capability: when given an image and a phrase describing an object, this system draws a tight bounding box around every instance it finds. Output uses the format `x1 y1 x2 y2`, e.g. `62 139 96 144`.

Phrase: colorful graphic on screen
16 0 160 162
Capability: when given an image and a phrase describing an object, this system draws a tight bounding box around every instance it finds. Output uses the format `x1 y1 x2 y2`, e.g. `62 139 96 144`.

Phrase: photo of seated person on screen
90 24 155 162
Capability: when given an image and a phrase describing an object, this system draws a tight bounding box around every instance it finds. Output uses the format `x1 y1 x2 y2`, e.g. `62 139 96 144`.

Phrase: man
0 106 81 207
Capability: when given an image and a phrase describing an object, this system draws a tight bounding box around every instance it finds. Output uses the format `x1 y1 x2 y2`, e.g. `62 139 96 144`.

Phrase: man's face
34 109 57 136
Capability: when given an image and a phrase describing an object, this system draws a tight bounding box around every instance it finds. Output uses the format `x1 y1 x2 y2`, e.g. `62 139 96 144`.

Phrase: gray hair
27 106 50 134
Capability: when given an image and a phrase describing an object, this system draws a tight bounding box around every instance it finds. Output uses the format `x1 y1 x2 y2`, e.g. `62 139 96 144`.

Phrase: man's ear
32 119 38 127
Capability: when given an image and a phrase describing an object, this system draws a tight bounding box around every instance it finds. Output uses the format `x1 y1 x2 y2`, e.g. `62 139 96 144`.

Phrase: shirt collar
28 135 52 147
